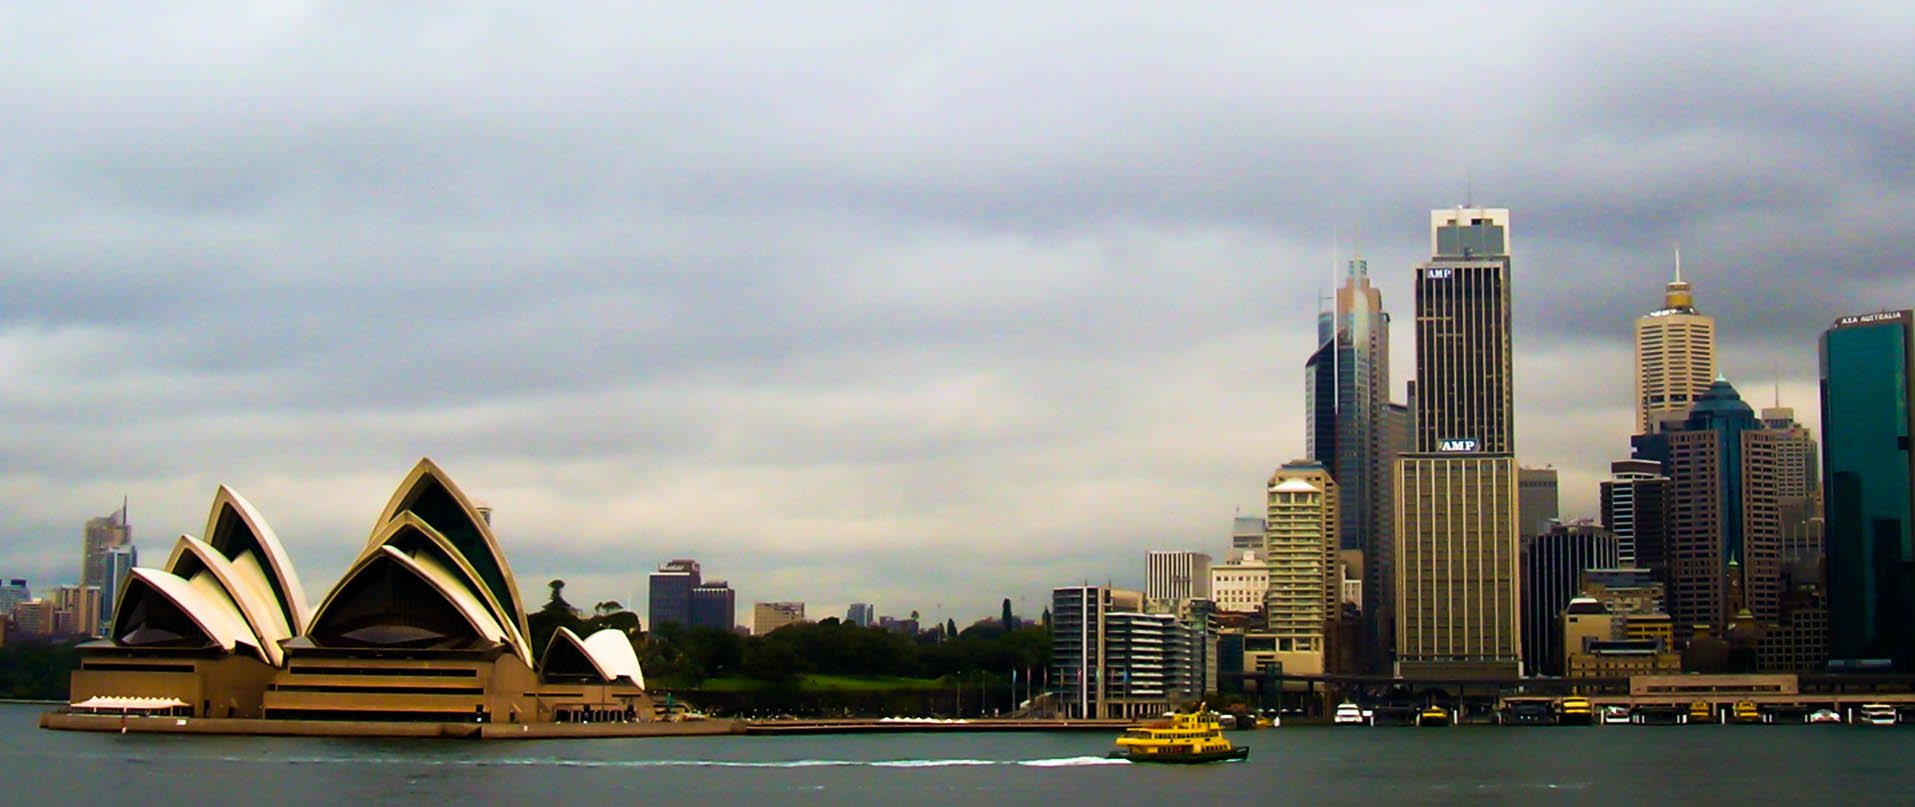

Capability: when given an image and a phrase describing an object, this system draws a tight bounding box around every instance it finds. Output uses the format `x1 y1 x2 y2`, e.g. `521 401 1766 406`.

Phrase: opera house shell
69 459 650 724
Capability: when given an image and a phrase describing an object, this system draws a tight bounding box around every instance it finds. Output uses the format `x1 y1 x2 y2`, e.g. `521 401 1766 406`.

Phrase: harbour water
12 704 1915 806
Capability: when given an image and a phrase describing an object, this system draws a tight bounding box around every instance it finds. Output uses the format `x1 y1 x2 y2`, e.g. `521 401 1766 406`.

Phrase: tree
945 618 958 640
1001 598 1015 631
527 579 587 654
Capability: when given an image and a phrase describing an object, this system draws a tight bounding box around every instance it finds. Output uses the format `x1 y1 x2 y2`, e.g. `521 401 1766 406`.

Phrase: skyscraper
1304 255 1400 672
1635 254 1717 434
647 559 701 632
1521 523 1621 676
81 502 130 591
1263 460 1339 675
689 579 736 632
1395 207 1522 678
846 602 876 628
1820 309 1915 668
1655 377 1809 639
1518 466 1560 538
1600 459 1670 574
101 544 138 636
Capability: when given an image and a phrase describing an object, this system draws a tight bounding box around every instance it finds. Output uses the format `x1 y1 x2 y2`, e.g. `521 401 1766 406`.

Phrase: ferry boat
1558 697 1595 726
1859 704 1898 725
1688 701 1715 724
1333 702 1367 726
1417 705 1451 727
1807 709 1843 724
1730 701 1763 724
1109 708 1249 764
1601 705 1632 725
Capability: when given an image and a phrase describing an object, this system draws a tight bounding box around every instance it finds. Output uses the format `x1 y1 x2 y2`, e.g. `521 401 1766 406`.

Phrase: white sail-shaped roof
307 546 508 649
581 629 645 688
117 568 258 658
541 627 646 688
163 535 291 666
203 486 309 634
364 513 534 667
369 458 530 646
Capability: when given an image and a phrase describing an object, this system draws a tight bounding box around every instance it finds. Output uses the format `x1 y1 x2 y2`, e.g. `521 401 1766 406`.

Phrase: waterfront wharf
742 718 1136 735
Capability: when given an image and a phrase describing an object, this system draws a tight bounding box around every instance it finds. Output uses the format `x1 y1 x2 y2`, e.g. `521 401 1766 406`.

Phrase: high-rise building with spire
1394 207 1522 678
81 501 130 591
1635 251 1718 434
1303 252 1400 671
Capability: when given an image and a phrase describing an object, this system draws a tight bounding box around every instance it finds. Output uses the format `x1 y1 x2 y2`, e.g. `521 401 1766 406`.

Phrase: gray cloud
2 2 1909 624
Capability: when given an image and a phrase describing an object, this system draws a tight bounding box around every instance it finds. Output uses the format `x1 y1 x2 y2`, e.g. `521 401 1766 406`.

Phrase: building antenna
1773 359 1781 408
1674 244 1683 283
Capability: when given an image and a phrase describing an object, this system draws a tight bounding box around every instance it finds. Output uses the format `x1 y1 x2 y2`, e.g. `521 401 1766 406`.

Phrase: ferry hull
1110 747 1250 764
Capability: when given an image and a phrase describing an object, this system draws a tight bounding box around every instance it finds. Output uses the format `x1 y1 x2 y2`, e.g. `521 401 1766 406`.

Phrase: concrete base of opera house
40 711 746 739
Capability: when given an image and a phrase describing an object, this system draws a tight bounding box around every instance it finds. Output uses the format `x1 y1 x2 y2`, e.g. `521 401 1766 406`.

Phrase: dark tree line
640 616 1050 686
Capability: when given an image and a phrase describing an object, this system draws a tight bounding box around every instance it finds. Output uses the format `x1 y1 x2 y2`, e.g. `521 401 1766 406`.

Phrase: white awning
70 696 189 711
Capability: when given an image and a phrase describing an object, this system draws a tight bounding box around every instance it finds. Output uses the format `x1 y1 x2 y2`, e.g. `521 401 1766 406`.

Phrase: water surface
11 704 1913 805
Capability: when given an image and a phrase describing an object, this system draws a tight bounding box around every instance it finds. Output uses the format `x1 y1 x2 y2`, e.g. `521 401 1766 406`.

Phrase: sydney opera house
63 459 657 728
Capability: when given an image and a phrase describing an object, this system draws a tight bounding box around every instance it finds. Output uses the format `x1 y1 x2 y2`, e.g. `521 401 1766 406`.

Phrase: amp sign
1425 268 1454 279
1438 439 1478 452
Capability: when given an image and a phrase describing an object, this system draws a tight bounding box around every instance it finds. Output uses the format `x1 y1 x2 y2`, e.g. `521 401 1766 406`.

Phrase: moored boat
1110 707 1249 763
1688 701 1715 724
1417 705 1451 727
1558 697 1595 726
1333 702 1366 726
1807 709 1843 724
1601 705 1632 725
1859 704 1898 725
1730 701 1763 724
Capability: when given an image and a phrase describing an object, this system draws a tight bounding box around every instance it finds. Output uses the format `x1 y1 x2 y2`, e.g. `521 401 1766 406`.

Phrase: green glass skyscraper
1820 310 1915 668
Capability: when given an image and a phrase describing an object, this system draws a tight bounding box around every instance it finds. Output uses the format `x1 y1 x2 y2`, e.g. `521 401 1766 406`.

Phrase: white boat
1333 702 1366 726
1859 704 1898 725
1807 709 1843 724
1601 705 1632 724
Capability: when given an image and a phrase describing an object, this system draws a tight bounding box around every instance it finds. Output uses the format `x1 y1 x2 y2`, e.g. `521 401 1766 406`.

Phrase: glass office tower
1820 310 1915 668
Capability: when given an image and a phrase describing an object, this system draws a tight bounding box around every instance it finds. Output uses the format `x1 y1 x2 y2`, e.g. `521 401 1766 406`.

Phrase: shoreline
39 711 1139 739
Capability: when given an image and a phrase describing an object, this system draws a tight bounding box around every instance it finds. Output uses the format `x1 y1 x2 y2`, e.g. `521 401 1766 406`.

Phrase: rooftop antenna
1674 244 1683 283
1773 359 1781 408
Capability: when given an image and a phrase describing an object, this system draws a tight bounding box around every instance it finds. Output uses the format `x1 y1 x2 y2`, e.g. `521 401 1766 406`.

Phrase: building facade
1600 459 1669 574
1820 309 1915 668
81 504 130 591
1518 466 1560 538
1395 207 1522 678
689 580 735 632
1521 524 1621 676
752 602 806 636
1049 586 1199 718
1145 550 1213 607
1209 551 1272 613
101 545 138 636
647 559 701 632
1634 259 1717 434
1263 460 1339 676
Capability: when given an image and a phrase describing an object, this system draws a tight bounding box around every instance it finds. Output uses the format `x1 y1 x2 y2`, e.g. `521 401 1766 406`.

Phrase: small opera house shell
69 459 652 725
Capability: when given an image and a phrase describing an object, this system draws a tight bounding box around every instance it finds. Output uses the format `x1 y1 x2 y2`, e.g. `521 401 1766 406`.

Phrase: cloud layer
4 2 1909 625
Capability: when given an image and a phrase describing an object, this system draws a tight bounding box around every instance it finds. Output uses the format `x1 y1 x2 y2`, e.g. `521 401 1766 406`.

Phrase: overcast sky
3 2 1911 628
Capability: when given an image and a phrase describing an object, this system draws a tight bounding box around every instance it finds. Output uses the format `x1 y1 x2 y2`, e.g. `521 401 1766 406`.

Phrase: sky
3 2 1912 629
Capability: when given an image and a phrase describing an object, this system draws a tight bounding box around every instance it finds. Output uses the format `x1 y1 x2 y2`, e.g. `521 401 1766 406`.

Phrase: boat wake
105 753 1132 770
